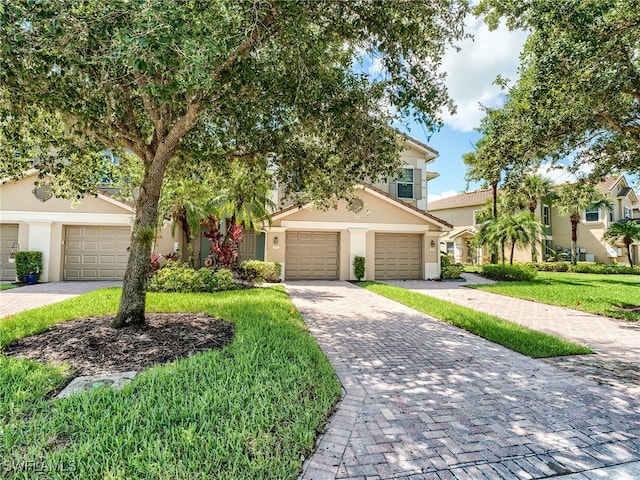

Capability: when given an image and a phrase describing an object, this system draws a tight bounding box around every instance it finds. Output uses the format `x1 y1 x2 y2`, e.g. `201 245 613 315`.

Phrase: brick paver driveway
287 281 640 480
0 281 121 318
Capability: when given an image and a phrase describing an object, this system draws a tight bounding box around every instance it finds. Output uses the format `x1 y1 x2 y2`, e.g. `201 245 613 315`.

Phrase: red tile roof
428 188 495 210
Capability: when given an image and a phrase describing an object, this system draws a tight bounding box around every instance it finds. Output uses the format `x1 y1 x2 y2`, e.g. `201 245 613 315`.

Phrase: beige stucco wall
429 205 480 227
1 175 183 280
265 187 449 280
1 175 132 214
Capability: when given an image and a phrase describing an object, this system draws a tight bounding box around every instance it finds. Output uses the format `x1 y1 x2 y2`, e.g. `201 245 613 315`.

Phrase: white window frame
473 209 482 225
446 242 455 256
397 168 414 199
584 206 600 222
624 206 632 219
542 205 551 226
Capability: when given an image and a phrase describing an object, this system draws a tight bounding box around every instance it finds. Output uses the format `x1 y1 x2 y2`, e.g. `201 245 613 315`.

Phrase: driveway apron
286 281 640 480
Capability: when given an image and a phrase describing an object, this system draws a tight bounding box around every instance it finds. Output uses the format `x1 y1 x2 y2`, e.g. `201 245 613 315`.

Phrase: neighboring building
232 136 452 280
429 176 640 266
0 171 180 282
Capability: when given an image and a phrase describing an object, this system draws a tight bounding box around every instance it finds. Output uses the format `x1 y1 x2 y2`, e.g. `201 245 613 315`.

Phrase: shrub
148 261 237 292
15 251 43 283
441 264 464 279
526 262 570 272
353 255 365 281
441 253 452 268
238 260 282 285
568 263 640 275
149 252 179 276
482 263 538 281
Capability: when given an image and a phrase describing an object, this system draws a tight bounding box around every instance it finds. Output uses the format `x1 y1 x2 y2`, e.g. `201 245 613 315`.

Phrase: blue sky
393 16 528 202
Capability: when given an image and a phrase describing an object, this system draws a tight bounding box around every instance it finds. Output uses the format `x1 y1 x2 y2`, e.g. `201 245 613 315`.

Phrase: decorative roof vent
33 185 53 202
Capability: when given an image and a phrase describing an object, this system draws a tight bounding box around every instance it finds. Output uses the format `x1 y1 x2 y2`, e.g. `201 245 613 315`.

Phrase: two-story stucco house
226 135 452 281
429 176 640 266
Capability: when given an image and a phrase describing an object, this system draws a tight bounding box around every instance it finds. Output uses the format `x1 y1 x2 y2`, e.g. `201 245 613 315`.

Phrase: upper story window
624 206 632 219
472 209 482 225
584 205 601 222
397 168 414 199
542 205 551 226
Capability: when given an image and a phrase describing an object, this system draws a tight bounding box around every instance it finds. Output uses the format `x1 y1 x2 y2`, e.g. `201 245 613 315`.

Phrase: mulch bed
3 313 235 376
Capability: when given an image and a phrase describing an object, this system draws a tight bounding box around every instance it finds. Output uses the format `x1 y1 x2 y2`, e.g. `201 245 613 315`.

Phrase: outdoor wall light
430 240 436 248
273 236 279 245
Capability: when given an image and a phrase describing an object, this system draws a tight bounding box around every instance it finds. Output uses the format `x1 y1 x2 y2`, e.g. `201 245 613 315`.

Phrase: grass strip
469 272 640 322
358 281 592 359
0 283 17 291
0 287 341 480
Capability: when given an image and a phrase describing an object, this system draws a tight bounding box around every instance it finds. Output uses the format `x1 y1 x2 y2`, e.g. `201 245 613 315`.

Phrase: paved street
287 281 640 480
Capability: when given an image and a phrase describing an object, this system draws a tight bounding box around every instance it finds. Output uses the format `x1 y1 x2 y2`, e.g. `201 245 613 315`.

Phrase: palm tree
477 212 542 264
506 174 555 261
556 182 613 265
603 220 640 267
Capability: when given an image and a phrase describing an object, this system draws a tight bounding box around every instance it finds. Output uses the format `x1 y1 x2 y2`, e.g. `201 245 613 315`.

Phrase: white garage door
64 226 130 280
286 232 339 280
375 233 422 280
0 224 19 281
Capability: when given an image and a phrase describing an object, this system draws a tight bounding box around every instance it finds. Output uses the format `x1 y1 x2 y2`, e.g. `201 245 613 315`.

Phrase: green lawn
0 287 340 480
358 281 592 358
469 272 640 322
0 283 17 291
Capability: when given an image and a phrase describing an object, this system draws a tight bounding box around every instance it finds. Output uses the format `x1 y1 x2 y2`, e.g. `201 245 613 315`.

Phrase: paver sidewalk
0 281 121 318
287 281 640 480
387 279 640 395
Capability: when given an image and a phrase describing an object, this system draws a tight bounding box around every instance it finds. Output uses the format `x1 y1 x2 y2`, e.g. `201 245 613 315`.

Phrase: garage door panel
64 226 130 280
286 231 339 280
375 233 422 280
0 224 19 281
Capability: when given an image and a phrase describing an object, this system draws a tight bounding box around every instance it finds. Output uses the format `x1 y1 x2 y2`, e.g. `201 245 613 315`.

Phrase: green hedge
15 251 43 283
148 261 236 292
525 261 639 275
238 260 282 285
482 263 538 281
441 264 464 279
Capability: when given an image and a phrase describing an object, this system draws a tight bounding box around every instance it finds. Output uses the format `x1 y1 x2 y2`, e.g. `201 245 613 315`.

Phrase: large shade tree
475 0 640 178
0 1 470 327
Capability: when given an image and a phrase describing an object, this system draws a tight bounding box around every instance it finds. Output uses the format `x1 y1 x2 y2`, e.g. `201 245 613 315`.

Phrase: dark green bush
441 253 452 268
15 251 43 283
353 255 366 281
569 263 640 275
525 262 570 272
148 261 236 292
238 260 281 285
441 264 464 279
482 263 538 281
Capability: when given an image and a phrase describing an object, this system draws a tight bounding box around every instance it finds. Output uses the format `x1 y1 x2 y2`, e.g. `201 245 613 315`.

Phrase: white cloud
439 16 527 132
428 189 458 203
536 162 595 185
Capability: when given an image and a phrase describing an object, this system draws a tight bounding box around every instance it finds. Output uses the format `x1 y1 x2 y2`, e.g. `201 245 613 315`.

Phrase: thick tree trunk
112 156 168 328
570 216 579 266
529 204 538 263
491 183 499 264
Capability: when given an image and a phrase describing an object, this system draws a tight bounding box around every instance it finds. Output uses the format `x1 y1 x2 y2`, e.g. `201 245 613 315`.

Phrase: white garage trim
281 221 431 232
0 210 134 225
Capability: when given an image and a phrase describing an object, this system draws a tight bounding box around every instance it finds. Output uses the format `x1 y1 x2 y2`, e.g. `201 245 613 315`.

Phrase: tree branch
598 112 640 145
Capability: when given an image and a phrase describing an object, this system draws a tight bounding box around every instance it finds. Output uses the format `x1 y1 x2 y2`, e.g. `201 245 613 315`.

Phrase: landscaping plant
14 251 43 283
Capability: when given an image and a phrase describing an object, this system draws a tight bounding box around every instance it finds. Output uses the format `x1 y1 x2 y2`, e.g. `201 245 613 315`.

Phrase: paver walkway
387 279 640 396
0 281 121 318
287 281 640 480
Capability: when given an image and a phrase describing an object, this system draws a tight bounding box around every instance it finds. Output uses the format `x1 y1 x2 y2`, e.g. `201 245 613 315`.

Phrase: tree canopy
474 0 640 178
0 0 470 326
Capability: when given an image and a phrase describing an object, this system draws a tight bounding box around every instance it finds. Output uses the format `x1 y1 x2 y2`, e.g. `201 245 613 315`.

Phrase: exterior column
348 228 368 280
27 222 52 282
